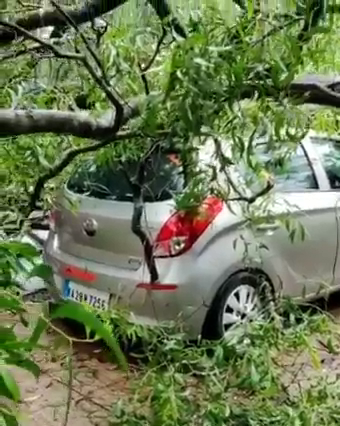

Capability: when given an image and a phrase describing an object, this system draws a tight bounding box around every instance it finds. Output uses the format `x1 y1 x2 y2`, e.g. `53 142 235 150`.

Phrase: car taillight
153 196 223 258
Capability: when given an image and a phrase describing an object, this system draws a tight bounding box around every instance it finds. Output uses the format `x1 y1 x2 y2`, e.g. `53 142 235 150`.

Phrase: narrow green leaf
51 301 127 370
28 316 47 346
0 370 20 402
0 294 24 314
1 241 38 259
0 404 19 426
0 327 16 344
247 0 254 18
28 264 53 281
4 358 40 380
250 363 260 385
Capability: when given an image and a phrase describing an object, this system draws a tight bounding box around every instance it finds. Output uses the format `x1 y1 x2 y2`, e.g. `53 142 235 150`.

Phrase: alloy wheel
222 284 260 332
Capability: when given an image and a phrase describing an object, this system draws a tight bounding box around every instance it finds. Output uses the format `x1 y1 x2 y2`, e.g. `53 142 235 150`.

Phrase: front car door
254 134 339 298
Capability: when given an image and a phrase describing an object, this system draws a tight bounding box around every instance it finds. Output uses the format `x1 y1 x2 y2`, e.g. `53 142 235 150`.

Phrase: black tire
202 271 270 340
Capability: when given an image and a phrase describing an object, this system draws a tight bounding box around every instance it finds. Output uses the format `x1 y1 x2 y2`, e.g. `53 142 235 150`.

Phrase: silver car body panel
44 132 340 337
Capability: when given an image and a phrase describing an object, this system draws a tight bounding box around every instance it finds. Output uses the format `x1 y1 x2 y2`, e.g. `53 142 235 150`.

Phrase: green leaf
289 228 296 243
28 316 47 346
325 337 339 355
250 362 260 386
0 327 16 344
0 403 19 426
247 0 254 18
1 241 38 259
0 370 20 402
28 264 53 281
0 294 24 314
4 358 40 380
51 301 127 370
299 222 306 241
309 348 321 370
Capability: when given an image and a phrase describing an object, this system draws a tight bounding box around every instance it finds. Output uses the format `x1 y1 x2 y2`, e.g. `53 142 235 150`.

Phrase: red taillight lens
153 196 223 258
62 265 97 283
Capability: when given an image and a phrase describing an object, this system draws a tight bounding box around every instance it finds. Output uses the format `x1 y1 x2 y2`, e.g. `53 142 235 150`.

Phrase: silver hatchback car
44 132 340 338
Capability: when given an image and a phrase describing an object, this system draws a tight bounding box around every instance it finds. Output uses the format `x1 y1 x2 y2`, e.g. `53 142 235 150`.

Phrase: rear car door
253 137 339 298
310 135 340 291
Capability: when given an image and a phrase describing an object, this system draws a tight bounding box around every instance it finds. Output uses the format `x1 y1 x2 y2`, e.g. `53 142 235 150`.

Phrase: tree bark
1 75 340 141
0 103 139 139
0 0 128 44
0 0 186 45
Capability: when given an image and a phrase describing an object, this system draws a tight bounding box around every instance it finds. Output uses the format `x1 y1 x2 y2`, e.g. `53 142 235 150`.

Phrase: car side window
312 137 340 190
240 144 318 192
272 144 318 191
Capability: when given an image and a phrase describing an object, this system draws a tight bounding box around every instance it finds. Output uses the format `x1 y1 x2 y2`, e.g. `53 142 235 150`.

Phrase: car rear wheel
202 271 269 340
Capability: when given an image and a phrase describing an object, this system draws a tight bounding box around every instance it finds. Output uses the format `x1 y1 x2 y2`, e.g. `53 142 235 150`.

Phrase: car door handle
255 222 280 232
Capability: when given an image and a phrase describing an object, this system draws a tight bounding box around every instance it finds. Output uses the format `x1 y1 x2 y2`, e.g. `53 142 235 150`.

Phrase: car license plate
63 280 110 311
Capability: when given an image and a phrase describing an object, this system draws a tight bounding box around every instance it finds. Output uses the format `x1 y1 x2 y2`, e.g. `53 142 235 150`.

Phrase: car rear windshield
66 152 185 202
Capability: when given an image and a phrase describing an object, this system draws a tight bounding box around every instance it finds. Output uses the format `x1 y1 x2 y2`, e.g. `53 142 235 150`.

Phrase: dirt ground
4 294 340 426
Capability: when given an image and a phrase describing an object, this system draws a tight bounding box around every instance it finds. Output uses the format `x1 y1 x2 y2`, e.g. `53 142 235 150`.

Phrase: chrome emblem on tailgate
83 218 98 237
128 257 142 269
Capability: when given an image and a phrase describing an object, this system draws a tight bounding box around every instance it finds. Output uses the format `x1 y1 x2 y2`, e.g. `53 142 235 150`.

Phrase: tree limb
147 0 187 39
0 43 42 62
120 163 159 283
232 0 246 11
1 75 340 140
252 17 303 47
28 129 138 212
0 20 83 60
0 0 186 45
49 1 123 112
139 26 167 95
289 74 340 107
228 180 274 204
0 0 128 45
0 104 139 139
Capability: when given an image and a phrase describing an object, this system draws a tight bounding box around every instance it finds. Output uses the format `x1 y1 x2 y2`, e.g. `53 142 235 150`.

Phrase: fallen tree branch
139 26 167 95
0 0 186 45
0 0 128 45
1 75 340 140
0 43 42 62
147 0 186 39
28 128 137 212
0 20 124 114
0 19 83 60
141 26 167 73
0 104 139 139
289 74 340 107
50 1 109 85
228 180 274 204
121 163 159 283
212 135 274 204
49 0 123 112
252 17 303 47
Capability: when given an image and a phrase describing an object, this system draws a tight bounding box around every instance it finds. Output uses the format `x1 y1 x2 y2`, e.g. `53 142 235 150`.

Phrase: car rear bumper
44 233 208 338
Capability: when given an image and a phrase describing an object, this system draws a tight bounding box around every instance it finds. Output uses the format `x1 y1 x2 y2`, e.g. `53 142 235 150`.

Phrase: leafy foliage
105 299 340 426
1 1 340 425
0 239 126 425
